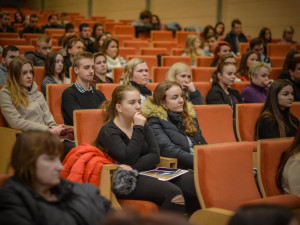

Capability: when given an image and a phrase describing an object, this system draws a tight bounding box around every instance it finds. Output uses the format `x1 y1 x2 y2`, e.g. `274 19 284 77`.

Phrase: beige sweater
282 152 300 196
0 82 56 131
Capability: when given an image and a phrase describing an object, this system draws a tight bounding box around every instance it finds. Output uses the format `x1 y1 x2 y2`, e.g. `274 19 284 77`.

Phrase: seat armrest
0 127 22 172
190 208 234 225
157 156 177 169
99 164 121 209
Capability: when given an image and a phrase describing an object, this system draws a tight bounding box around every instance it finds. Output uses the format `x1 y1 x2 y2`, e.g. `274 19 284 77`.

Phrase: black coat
142 98 207 169
206 83 244 117
0 176 111 225
224 31 248 54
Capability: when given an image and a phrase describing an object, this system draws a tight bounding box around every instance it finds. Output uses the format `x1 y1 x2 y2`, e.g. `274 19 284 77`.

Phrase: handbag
112 168 139 196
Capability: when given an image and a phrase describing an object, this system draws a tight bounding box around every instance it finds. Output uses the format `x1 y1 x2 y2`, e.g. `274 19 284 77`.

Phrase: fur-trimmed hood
142 96 196 121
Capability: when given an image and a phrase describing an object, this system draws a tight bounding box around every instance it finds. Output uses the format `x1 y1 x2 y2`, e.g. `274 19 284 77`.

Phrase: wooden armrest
0 127 22 173
190 208 234 225
99 164 121 209
157 156 177 169
64 125 73 128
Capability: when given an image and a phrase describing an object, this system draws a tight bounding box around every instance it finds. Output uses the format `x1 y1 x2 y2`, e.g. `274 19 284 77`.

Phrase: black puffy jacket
142 97 207 169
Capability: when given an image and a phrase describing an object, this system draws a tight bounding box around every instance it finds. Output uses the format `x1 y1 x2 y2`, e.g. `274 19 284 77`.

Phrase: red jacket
61 143 114 186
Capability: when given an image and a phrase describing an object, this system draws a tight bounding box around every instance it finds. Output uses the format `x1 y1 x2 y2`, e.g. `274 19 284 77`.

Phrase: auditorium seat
140 47 168 56
123 40 149 54
150 30 174 42
231 81 251 94
0 38 26 46
161 56 192 67
45 28 65 37
269 57 285 67
176 31 197 48
152 66 170 82
96 83 119 100
118 47 136 59
268 43 291 57
15 45 35 55
240 42 250 55
114 25 135 37
172 48 185 56
269 67 282 80
23 33 43 45
194 82 212 104
192 67 215 82
152 41 178 54
33 66 46 91
196 56 214 67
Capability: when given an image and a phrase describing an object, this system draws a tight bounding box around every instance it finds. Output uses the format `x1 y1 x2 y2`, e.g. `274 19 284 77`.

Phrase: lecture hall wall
21 0 300 41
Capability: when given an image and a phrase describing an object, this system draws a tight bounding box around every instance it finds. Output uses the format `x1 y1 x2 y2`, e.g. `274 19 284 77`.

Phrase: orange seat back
74 109 106 146
196 56 214 67
114 25 135 37
161 56 191 67
231 81 251 94
153 41 178 54
23 33 43 45
268 43 291 57
124 40 149 54
235 103 263 141
269 57 285 67
140 47 168 56
146 83 158 92
269 67 282 80
193 82 212 104
171 48 184 56
194 142 260 211
104 22 123 34
0 38 26 46
192 67 215 82
0 33 18 38
290 102 300 120
47 84 72 124
240 42 250 55
194 105 236 144
15 45 35 55
150 30 174 42
114 35 134 47
96 83 119 100
176 31 197 48
258 138 294 197
33 66 46 91
45 28 65 37
152 67 170 82
118 47 136 59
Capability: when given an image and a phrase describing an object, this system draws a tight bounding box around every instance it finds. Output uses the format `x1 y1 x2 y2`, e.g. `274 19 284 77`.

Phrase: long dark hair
282 50 300 74
45 52 65 81
277 126 300 192
236 50 257 80
254 79 297 140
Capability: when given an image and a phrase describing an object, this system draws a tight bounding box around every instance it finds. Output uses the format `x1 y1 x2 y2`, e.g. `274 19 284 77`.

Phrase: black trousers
117 171 200 215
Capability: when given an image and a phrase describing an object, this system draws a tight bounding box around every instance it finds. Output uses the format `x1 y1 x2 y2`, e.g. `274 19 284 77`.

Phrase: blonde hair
122 58 147 85
249 61 271 79
184 34 202 61
166 62 192 81
72 51 93 71
6 56 34 107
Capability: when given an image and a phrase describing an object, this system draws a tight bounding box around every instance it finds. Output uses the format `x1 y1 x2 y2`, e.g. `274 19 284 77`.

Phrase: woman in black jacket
142 81 207 170
0 131 111 225
166 62 204 105
255 79 299 140
206 62 244 117
97 85 200 215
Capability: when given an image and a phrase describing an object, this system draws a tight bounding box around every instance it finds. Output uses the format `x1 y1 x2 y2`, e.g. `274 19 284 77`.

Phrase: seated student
199 25 215 50
150 15 162 30
121 58 151 104
64 38 86 78
242 62 272 103
182 34 202 67
279 26 298 50
58 22 75 46
166 62 203 105
132 10 153 37
0 56 64 133
255 79 299 140
280 51 300 79
61 51 106 126
0 11 16 33
25 35 52 66
91 53 113 88
287 57 300 101
224 19 248 55
21 14 42 37
91 23 104 42
97 85 200 215
236 51 258 81
87 33 108 53
250 37 272 66
142 81 207 170
0 45 20 85
41 52 72 97
59 12 71 27
228 204 298 225
201 33 218 57
277 126 300 197
12 11 23 26
101 37 127 79
206 62 244 116
41 13 64 33
0 130 111 225
210 41 232 67
259 27 272 56
215 21 225 37
79 23 93 47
